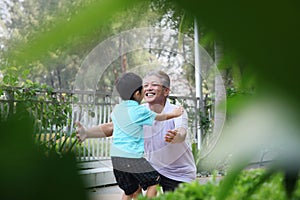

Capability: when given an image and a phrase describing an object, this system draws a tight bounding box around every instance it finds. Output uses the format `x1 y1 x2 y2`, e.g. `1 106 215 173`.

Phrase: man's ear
163 87 170 97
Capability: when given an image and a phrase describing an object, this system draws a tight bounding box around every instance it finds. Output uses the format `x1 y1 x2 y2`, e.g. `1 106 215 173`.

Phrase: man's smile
145 92 155 97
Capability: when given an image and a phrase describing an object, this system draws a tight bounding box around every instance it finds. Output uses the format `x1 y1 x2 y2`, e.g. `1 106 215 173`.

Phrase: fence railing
0 88 212 162
72 90 114 161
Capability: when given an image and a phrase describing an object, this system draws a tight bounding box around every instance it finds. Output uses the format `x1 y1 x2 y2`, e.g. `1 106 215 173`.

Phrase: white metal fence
72 90 205 161
72 91 114 161
0 88 211 162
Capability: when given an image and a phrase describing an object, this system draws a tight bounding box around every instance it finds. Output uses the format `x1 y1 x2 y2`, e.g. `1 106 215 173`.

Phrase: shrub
138 168 300 200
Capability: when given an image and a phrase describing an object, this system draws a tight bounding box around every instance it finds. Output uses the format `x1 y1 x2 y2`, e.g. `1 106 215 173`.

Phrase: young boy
110 72 183 199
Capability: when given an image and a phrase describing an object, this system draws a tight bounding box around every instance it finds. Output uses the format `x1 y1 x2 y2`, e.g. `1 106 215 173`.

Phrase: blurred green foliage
0 67 71 131
0 104 88 200
138 168 300 200
0 67 82 157
173 0 300 107
4 0 139 67
172 1 300 199
1 0 300 199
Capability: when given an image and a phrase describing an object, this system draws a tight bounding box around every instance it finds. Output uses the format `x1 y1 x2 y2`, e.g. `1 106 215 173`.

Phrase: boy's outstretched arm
155 106 184 121
75 121 113 143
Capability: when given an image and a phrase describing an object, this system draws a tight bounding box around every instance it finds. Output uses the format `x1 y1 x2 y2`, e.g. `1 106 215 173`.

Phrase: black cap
115 72 143 100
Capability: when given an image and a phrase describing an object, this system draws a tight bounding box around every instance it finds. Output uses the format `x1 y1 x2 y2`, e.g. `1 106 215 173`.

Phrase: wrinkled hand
75 121 87 143
164 129 178 143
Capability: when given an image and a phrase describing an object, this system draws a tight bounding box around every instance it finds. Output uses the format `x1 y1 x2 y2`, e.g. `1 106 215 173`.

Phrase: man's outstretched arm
75 121 113 143
164 127 187 143
164 109 188 143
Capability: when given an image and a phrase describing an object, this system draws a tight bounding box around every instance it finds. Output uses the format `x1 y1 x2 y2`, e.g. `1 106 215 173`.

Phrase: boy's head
115 72 143 100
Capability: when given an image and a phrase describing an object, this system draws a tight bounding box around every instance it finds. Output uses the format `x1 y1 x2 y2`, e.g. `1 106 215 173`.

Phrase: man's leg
159 174 182 192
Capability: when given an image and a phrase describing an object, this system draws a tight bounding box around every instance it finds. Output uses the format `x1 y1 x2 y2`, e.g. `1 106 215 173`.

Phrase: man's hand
164 129 178 143
164 127 187 143
75 121 87 143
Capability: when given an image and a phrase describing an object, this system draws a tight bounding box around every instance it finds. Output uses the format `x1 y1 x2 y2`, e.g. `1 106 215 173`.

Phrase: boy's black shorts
111 157 161 195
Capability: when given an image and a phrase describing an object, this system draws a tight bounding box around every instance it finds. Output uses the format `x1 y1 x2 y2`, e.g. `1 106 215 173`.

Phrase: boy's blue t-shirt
110 100 157 158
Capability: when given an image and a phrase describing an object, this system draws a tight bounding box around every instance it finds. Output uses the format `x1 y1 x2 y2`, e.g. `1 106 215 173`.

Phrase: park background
0 0 300 200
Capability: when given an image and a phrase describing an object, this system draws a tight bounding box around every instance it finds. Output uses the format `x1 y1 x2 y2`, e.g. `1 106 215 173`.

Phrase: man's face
143 75 169 105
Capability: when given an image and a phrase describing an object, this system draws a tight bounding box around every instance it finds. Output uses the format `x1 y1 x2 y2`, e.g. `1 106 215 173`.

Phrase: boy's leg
130 158 160 198
121 186 141 200
132 186 142 198
121 193 133 200
146 184 158 198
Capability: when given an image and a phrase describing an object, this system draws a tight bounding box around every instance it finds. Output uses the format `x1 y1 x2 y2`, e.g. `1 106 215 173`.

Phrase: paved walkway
87 185 123 200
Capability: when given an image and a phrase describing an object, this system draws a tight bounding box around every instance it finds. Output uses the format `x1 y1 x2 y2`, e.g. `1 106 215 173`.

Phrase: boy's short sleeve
132 106 156 126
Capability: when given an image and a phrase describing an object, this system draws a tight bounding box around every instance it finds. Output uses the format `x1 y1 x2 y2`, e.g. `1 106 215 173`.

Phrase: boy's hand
75 121 87 143
172 106 184 117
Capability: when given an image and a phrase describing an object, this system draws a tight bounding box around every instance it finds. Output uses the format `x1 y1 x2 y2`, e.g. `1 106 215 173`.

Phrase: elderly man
76 70 196 193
